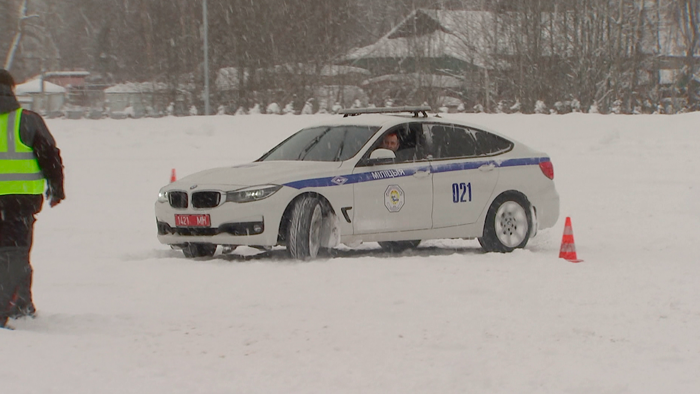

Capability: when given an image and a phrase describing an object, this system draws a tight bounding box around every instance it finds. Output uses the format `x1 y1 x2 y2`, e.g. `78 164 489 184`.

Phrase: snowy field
2 112 699 393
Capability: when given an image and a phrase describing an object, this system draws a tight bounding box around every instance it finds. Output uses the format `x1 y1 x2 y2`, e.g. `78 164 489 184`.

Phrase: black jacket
0 84 65 215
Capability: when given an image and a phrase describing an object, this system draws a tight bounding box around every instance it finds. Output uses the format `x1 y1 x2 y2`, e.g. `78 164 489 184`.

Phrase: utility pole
203 0 210 115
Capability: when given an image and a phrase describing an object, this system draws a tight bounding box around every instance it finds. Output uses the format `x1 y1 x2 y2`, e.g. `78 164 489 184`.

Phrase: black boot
9 303 36 319
0 316 13 330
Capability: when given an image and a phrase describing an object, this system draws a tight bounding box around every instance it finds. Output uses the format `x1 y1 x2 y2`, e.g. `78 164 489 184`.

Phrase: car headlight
226 185 282 203
157 189 169 203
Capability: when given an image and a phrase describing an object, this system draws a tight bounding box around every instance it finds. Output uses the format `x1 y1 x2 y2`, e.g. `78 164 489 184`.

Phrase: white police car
155 106 559 259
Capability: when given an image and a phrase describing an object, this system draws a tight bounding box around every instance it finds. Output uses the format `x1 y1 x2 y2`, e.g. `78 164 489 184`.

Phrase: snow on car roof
302 113 422 129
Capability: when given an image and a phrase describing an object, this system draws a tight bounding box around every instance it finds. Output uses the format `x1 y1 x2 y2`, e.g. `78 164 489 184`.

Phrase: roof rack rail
338 106 432 118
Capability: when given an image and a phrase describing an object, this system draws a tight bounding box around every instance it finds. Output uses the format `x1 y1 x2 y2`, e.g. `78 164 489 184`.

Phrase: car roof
304 114 423 129
302 113 512 141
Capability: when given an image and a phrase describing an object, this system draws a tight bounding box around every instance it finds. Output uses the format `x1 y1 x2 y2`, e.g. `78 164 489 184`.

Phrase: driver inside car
379 132 400 152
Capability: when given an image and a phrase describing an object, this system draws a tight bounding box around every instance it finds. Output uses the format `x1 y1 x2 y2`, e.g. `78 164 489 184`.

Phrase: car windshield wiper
333 130 349 161
297 128 330 160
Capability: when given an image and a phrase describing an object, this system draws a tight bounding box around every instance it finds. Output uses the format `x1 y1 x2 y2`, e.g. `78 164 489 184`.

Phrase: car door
427 123 501 228
352 123 433 234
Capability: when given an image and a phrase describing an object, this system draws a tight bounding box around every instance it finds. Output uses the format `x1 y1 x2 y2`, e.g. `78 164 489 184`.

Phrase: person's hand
46 186 65 208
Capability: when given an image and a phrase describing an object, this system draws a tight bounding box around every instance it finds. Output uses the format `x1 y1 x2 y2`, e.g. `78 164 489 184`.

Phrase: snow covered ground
2 112 699 393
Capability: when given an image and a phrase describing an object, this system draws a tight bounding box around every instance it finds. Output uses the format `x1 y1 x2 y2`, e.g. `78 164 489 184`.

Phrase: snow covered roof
264 64 370 76
15 78 66 94
43 71 90 78
104 82 170 93
319 65 371 77
362 73 463 89
345 9 502 68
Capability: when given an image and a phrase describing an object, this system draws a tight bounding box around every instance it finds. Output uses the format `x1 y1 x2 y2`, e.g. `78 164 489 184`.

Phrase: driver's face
381 134 399 151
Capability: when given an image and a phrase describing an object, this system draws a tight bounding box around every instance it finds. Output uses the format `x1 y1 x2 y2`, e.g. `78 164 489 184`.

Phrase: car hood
168 161 342 191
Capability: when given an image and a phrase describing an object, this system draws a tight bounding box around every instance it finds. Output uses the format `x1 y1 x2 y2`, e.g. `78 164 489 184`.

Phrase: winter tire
287 196 326 260
182 243 217 258
378 240 421 253
478 194 532 253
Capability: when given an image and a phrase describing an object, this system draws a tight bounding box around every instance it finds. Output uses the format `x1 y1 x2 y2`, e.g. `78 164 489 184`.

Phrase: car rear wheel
478 194 532 253
378 240 421 253
287 196 325 260
182 243 217 258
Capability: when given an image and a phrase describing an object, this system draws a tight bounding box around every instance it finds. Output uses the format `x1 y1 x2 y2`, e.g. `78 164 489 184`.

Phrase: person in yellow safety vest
0 69 64 330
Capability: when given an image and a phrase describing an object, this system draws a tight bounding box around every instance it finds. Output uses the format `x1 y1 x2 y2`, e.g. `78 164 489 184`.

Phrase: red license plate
174 214 211 227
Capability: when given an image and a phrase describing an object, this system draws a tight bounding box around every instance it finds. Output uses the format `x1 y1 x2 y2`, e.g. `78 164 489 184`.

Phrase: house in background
309 65 372 110
341 5 700 112
104 82 187 118
13 71 91 116
641 9 700 112
15 77 66 115
41 71 91 89
40 71 94 110
341 9 495 108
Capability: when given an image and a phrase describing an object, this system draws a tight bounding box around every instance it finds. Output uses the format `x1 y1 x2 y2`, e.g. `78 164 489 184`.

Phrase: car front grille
173 227 219 236
169 191 188 208
192 191 221 208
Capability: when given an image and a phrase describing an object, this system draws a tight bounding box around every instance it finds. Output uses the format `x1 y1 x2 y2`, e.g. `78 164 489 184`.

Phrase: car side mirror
367 148 396 165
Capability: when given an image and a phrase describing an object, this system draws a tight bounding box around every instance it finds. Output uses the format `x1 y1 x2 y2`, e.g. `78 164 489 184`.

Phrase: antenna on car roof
338 106 432 118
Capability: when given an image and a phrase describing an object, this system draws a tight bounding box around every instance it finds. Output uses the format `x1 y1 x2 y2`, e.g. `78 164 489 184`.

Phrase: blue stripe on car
283 157 550 190
431 156 549 173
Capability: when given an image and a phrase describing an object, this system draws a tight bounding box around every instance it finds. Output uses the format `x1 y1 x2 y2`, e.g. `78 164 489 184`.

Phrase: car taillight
539 160 554 179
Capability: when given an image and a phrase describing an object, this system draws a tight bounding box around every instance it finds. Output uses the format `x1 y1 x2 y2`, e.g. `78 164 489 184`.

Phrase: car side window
363 123 429 165
427 123 478 159
396 122 430 163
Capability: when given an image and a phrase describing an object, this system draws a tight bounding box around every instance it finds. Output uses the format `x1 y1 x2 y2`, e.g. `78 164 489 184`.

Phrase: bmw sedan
155 106 559 259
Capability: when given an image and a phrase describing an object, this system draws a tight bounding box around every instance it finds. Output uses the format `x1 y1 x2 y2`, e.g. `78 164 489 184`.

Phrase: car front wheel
287 196 325 260
478 194 532 253
182 243 217 258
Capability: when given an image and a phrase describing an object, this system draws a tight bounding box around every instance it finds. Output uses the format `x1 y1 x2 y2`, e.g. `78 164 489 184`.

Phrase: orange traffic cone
170 168 177 183
559 217 583 263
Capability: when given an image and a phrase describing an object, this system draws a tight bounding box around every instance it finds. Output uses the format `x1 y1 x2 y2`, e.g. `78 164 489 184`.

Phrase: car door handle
413 169 431 178
479 163 496 172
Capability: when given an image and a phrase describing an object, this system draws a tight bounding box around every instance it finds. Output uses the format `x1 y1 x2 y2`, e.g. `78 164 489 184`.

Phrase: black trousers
0 211 35 322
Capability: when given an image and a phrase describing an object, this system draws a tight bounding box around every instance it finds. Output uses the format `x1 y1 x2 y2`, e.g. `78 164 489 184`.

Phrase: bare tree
3 0 695 114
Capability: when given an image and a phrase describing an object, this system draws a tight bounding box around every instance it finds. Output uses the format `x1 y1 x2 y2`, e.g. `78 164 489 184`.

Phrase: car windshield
259 125 380 162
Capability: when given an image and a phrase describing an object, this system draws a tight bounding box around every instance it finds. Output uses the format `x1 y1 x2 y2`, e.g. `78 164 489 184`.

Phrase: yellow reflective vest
0 109 45 195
